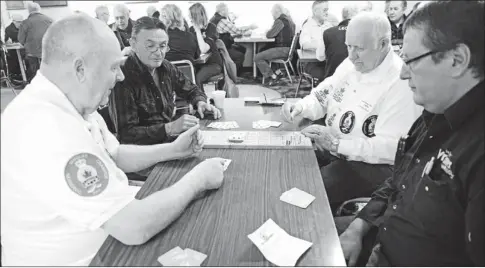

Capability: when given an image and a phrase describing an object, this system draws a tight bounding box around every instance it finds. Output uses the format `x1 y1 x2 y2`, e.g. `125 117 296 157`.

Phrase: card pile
207 121 240 129
248 219 313 266
158 247 207 266
252 120 282 129
280 188 315 209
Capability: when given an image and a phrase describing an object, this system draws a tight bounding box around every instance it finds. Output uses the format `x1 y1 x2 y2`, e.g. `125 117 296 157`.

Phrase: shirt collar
443 80 485 130
31 71 86 123
338 19 350 27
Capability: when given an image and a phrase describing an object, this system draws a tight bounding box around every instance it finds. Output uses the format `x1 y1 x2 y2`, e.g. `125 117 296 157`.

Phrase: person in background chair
281 12 422 211
4 14 23 80
110 16 221 146
300 1 339 82
110 4 134 49
339 1 484 266
1 13 227 266
317 3 361 80
147 5 160 19
95 5 110 24
385 0 408 44
188 3 224 92
254 3 295 86
18 2 53 81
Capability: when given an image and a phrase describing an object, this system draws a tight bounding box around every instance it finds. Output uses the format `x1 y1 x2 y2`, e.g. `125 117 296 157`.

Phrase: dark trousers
26 56 41 82
302 61 326 81
316 150 393 212
6 51 21 77
196 63 222 92
228 44 246 76
334 215 378 266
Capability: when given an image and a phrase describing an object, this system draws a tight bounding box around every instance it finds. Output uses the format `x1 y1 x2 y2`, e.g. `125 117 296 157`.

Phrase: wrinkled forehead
346 21 376 46
389 1 404 10
113 9 129 18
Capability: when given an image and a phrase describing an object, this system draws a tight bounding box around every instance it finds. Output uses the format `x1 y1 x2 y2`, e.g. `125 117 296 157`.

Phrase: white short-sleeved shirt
1 72 140 266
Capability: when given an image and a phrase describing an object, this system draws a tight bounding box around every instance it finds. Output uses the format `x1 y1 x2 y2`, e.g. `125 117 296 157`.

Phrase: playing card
158 246 187 266
221 159 232 171
184 248 208 266
280 188 315 209
269 121 282 127
208 121 239 129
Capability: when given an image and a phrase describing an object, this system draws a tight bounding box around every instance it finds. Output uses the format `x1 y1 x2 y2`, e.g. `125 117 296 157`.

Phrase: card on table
252 120 282 129
247 219 313 266
207 121 240 130
184 248 208 265
280 188 316 209
158 247 207 266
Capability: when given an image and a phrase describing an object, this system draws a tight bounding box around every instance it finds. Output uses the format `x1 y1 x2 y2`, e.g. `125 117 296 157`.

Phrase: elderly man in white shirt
299 0 339 82
0 14 227 266
282 12 422 211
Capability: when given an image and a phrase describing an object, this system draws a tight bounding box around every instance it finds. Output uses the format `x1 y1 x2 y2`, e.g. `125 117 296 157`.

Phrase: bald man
109 3 134 49
1 14 226 266
95 5 110 24
281 12 422 210
18 2 53 81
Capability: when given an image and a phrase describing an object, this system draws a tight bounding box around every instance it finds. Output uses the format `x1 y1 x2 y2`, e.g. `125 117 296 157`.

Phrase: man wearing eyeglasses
282 12 422 212
338 1 484 266
110 16 221 147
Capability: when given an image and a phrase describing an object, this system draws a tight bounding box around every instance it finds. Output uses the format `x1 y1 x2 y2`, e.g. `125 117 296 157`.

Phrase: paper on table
184 248 207 266
252 120 282 129
280 188 316 209
207 121 240 129
248 219 313 266
158 246 187 266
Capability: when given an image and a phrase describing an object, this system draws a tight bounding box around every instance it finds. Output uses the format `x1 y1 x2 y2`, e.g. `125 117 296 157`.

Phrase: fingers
290 103 303 119
182 115 200 130
212 106 222 119
197 105 205 119
281 102 293 122
348 252 358 267
184 124 200 136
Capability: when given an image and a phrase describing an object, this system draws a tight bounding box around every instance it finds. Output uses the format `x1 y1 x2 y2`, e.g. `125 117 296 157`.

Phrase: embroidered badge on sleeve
64 153 109 197
339 111 355 134
362 115 378 137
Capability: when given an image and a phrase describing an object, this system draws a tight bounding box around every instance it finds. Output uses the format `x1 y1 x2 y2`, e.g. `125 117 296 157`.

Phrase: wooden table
297 49 319 63
235 36 275 78
5 43 27 83
194 52 212 65
90 98 345 267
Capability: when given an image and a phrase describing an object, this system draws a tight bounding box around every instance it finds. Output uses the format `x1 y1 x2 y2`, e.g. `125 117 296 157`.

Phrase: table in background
5 43 27 83
234 36 275 78
90 98 345 267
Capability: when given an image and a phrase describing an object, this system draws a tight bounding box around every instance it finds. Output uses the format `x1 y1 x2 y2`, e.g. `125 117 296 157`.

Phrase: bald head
42 14 119 67
216 3 229 17
147 6 157 17
27 2 41 13
113 3 130 16
348 12 391 47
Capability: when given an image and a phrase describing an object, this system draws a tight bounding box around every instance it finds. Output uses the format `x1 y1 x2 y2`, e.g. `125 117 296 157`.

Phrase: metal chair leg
288 62 296 76
284 63 292 84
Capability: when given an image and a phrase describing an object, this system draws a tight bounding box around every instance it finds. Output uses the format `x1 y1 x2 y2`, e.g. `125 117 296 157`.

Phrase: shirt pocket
412 173 463 237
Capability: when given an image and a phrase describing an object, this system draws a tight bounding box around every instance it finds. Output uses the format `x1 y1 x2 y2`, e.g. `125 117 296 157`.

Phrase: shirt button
415 158 420 163
402 185 406 189
429 135 433 139
468 232 472 242
393 204 397 210
383 227 387 231
425 186 429 191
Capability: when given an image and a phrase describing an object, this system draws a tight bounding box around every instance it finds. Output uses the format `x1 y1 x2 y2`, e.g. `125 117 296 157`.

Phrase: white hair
349 11 391 48
272 3 285 15
216 3 228 14
147 6 157 17
113 3 130 16
95 5 108 15
27 2 41 13
11 13 24 22
342 4 360 21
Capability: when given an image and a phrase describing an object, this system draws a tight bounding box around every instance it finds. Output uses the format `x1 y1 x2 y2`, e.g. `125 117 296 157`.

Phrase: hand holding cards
158 247 207 266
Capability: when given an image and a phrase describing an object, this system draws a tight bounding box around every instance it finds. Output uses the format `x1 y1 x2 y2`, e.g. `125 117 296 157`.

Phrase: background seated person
110 17 221 146
281 12 422 212
110 4 134 50
386 0 408 45
254 4 296 86
188 3 223 92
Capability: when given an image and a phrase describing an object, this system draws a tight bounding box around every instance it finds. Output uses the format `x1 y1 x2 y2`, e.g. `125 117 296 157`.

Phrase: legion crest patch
362 115 378 137
339 111 355 134
64 153 109 197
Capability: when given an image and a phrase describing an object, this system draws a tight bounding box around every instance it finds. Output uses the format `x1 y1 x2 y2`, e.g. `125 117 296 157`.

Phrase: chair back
286 32 300 62
171 60 196 84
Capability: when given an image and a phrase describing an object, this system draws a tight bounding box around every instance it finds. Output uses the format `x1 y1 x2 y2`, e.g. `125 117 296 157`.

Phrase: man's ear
73 57 86 82
379 37 390 51
449 43 472 78
129 38 136 52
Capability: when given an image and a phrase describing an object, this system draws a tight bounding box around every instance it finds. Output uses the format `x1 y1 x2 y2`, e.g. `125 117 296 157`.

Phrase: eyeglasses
145 43 170 53
402 50 440 66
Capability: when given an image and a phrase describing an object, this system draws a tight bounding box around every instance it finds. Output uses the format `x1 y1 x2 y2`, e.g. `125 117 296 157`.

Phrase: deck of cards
248 219 313 266
207 121 240 129
280 188 315 209
158 247 207 266
252 120 282 129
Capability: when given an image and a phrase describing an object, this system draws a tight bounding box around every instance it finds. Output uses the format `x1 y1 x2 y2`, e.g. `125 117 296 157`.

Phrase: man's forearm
114 142 180 173
103 175 201 245
345 218 373 238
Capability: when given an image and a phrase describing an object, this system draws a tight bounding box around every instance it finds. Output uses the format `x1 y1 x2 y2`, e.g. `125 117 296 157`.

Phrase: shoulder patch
362 115 378 137
64 153 109 197
339 111 355 134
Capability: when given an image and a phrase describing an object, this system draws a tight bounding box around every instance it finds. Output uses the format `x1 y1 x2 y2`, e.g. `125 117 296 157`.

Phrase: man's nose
400 64 410 80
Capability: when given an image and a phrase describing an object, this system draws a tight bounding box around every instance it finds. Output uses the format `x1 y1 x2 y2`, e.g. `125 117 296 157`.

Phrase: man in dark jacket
254 4 295 86
4 14 23 79
109 3 134 49
386 0 408 44
18 2 53 81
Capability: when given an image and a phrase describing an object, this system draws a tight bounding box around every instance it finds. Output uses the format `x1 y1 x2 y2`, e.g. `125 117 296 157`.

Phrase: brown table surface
90 98 346 267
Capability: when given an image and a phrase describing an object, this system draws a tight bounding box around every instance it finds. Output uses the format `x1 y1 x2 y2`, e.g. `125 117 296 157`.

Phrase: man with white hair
109 3 134 49
209 2 256 75
316 3 361 79
299 1 339 82
146 5 159 19
1 14 226 266
281 12 422 210
18 2 53 81
255 3 296 86
95 5 110 24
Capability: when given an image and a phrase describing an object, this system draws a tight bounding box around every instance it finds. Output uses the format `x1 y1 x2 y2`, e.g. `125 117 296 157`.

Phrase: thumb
290 104 303 118
197 105 204 119
184 124 200 136
348 251 358 267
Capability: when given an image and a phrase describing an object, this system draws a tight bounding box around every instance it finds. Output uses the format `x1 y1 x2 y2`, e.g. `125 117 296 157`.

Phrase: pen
263 93 268 103
421 156 435 178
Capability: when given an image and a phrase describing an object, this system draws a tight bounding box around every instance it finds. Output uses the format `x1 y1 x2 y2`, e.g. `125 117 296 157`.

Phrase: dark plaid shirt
389 15 406 44
357 81 484 266
109 52 206 145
